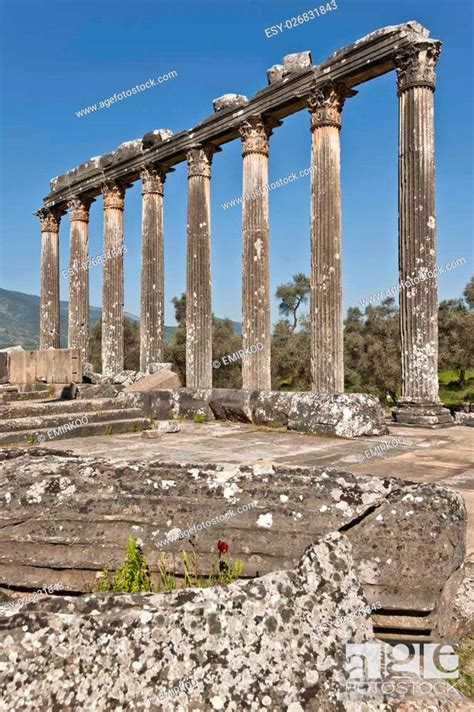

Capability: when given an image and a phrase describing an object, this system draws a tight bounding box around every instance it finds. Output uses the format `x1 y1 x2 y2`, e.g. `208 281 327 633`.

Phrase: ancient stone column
185 146 215 389
140 165 167 371
101 181 125 378
240 116 276 391
392 41 452 427
307 83 355 394
39 208 62 350
68 196 93 363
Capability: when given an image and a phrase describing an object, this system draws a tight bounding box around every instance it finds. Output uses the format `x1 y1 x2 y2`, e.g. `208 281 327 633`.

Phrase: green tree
275 272 310 332
164 295 186 383
438 280 474 387
271 318 311 391
165 294 242 387
344 298 401 404
464 276 474 310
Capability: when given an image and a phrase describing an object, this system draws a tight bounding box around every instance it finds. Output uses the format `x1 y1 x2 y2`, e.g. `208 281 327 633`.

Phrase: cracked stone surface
0 533 384 711
0 448 465 634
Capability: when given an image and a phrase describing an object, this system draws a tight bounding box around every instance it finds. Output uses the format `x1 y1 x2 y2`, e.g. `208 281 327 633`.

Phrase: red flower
217 540 229 554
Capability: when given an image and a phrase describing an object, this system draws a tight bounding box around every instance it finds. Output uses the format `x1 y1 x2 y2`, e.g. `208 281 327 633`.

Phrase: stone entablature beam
39 23 437 213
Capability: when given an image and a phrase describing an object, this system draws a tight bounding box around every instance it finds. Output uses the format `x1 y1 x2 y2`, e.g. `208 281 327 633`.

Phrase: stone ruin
1 20 472 712
34 20 452 427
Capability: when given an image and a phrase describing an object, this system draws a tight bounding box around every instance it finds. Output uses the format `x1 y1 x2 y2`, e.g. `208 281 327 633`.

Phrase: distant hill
0 288 240 349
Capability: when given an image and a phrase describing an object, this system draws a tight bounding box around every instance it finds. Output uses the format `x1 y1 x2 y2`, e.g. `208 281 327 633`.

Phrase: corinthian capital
101 181 125 210
239 116 279 157
68 195 93 223
38 208 62 233
394 41 441 93
186 145 216 179
307 82 357 131
140 164 166 195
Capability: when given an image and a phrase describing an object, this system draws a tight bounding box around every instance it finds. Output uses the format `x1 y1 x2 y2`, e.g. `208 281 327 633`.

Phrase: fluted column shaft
101 182 125 377
395 42 442 405
308 83 354 394
240 116 274 390
39 209 62 349
68 196 92 363
186 147 214 388
140 166 166 371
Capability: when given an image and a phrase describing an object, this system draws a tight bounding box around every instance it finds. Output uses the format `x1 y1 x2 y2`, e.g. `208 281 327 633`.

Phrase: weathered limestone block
266 64 285 84
82 364 107 385
287 393 388 438
112 370 152 386
141 128 173 149
146 362 176 374
123 390 173 419
283 50 312 71
208 388 259 422
0 450 465 639
170 388 213 420
253 390 293 427
0 352 9 384
0 533 386 711
76 383 122 399
212 93 248 112
124 369 181 392
454 411 474 427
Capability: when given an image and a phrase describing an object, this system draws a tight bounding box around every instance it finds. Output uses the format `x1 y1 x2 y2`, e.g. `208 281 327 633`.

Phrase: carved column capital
68 196 93 222
239 116 279 157
307 82 356 131
38 208 62 233
140 164 166 195
394 41 441 94
186 146 217 179
101 181 125 210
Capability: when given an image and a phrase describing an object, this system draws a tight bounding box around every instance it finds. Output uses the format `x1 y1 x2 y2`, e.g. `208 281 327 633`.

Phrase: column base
392 401 454 429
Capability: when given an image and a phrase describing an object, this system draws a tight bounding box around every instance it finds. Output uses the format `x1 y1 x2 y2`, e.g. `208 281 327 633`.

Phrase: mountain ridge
0 288 240 349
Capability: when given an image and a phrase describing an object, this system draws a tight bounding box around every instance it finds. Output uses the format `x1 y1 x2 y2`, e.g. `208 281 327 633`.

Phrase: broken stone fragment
0 533 385 710
141 128 174 149
267 64 285 84
212 93 249 113
146 362 176 374
283 50 312 71
152 420 180 433
123 369 181 392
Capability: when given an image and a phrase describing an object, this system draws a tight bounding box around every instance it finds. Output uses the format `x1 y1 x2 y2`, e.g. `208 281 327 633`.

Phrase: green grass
439 369 474 406
94 536 243 594
450 630 474 700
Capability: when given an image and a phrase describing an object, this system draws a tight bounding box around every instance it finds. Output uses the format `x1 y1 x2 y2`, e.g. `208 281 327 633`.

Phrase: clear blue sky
0 0 472 326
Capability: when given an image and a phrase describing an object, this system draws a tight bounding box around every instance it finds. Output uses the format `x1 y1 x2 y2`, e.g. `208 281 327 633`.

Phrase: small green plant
27 433 36 444
450 630 474 700
193 413 205 424
167 409 176 420
47 384 55 398
102 425 113 436
95 536 153 593
95 537 243 594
